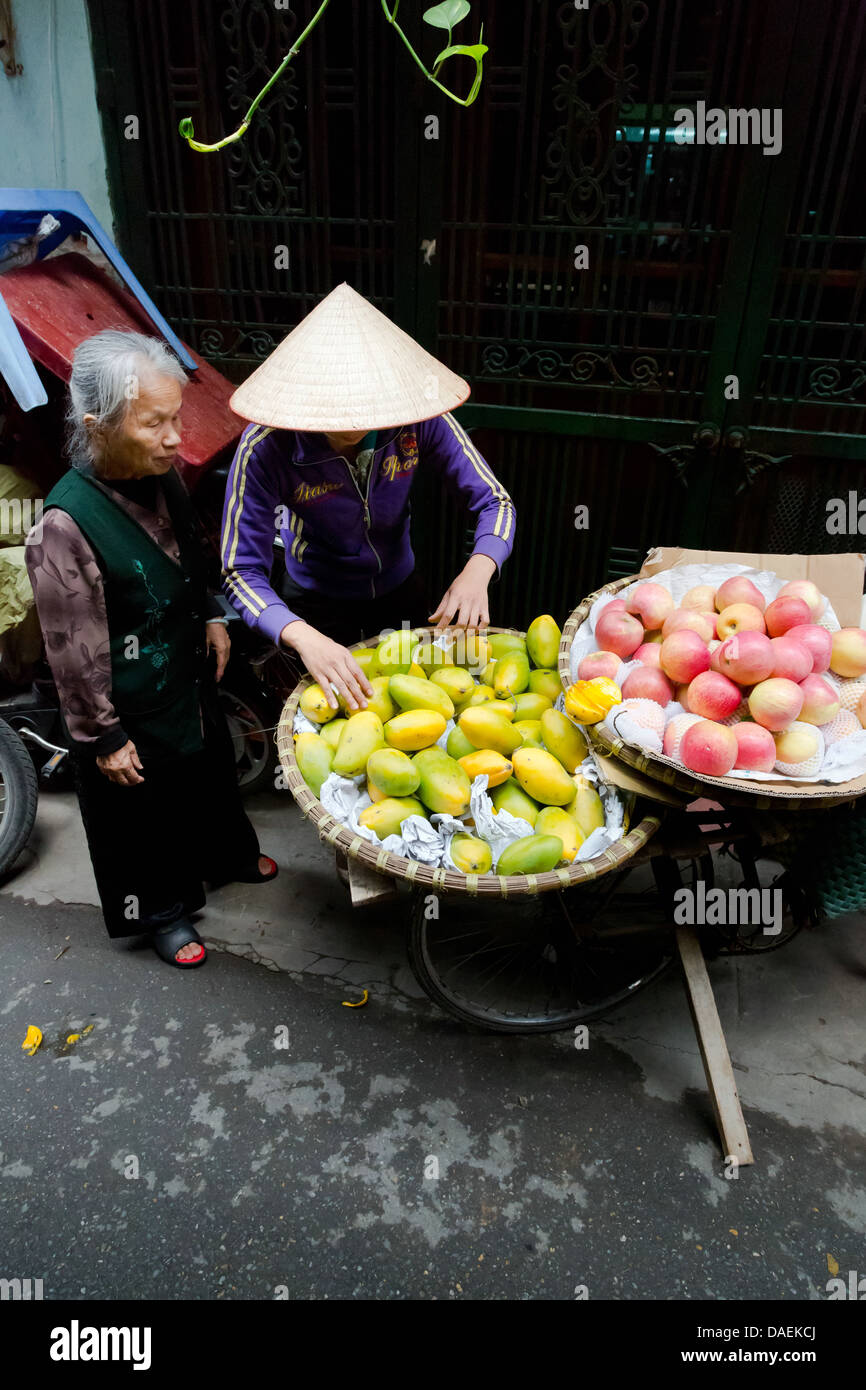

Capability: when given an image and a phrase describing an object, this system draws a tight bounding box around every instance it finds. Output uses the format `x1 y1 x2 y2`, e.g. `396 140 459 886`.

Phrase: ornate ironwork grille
88 0 866 628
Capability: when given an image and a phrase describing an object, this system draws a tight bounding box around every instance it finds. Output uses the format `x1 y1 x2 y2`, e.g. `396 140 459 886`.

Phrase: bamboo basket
278 626 662 897
559 576 866 811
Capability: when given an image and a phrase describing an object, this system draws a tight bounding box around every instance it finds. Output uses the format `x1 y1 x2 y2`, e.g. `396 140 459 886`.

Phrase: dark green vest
44 466 209 762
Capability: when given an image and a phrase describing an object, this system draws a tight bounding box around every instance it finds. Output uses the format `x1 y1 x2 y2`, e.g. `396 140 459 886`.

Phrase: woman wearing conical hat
220 284 516 711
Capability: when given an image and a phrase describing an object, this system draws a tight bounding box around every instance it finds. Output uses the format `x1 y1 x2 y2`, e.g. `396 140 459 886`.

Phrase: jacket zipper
341 455 382 599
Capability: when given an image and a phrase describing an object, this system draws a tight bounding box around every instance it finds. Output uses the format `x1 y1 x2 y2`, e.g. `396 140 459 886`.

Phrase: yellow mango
362 675 396 724
332 710 385 777
458 705 522 757
490 780 541 826
511 747 575 806
389 673 454 720
366 747 421 798
564 678 621 724
567 775 605 838
319 718 347 751
376 629 416 676
464 683 497 708
411 639 455 674
359 796 425 841
481 659 497 686
493 651 531 698
294 732 334 796
450 834 493 874
540 708 585 774
407 661 426 680
494 699 516 720
528 668 562 703
497 834 564 876
349 647 380 679
446 725 477 761
535 807 584 863
450 633 492 670
366 779 388 804
299 683 337 724
457 750 513 789
514 718 543 747
488 633 526 660
412 746 472 816
430 667 475 704
526 614 562 670
511 691 553 722
384 710 447 752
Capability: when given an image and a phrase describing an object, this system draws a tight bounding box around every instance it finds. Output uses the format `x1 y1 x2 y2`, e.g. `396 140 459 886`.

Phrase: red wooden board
0 252 243 483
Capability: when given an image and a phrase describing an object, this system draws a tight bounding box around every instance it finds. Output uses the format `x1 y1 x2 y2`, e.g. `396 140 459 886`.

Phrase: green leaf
423 0 470 32
178 117 195 139
432 40 488 67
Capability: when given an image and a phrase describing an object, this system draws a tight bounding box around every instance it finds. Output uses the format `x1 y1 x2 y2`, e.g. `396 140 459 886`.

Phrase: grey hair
66 330 188 463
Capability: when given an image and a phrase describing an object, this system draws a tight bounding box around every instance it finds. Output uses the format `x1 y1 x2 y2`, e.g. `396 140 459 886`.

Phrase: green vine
178 0 487 154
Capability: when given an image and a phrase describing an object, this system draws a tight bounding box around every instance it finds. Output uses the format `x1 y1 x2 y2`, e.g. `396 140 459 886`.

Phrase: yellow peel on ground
22 1025 42 1055
342 990 369 1008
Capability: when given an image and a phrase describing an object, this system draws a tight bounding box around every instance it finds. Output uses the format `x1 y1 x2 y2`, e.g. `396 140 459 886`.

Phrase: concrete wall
0 0 113 233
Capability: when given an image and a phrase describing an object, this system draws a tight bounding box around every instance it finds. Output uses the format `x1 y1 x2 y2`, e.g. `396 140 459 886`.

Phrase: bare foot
175 940 205 963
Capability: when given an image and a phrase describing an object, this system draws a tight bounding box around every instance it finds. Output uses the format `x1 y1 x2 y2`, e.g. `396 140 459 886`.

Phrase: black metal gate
88 0 866 629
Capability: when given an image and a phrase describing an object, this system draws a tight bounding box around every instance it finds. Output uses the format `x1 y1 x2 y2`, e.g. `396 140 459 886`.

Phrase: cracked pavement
0 785 863 1299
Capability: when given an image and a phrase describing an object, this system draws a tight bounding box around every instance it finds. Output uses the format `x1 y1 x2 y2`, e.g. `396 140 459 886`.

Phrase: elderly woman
25 330 276 969
220 283 515 712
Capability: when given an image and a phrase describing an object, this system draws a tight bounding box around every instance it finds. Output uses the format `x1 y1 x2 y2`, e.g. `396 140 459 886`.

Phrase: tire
216 680 279 796
407 860 678 1034
0 718 39 880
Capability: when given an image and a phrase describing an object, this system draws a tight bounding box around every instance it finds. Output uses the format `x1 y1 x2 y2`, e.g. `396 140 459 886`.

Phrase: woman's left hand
206 621 231 681
429 554 497 630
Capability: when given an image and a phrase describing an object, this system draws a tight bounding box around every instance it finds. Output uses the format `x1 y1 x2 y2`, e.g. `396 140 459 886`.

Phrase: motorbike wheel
217 680 279 796
0 717 39 881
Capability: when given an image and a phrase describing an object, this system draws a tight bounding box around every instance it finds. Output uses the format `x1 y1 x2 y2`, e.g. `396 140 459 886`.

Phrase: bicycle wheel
0 718 39 881
407 858 679 1034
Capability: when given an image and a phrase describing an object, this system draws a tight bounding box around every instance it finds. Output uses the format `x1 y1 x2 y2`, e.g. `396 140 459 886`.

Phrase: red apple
769 636 813 683
660 630 711 684
634 642 663 668
663 712 703 759
715 576 766 613
830 628 866 678
748 677 804 731
578 650 622 681
699 611 719 638
714 630 774 685
679 720 738 777
675 683 691 710
798 674 840 726
733 722 777 772
776 579 826 621
621 666 674 706
687 670 742 721
716 603 767 639
681 585 716 612
764 595 812 637
785 623 831 673
626 582 674 631
595 608 644 659
661 610 714 642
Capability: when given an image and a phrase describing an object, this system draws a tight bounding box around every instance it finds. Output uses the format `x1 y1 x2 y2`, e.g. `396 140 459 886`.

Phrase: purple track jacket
220 412 516 645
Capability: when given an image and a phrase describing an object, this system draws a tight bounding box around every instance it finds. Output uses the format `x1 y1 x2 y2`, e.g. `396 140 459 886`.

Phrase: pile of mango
293 616 606 876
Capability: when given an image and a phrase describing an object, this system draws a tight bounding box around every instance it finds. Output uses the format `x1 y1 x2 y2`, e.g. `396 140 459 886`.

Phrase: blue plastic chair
0 188 197 412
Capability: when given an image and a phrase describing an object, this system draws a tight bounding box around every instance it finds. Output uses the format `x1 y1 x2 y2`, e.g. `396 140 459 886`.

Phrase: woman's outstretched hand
429 553 496 631
281 620 374 712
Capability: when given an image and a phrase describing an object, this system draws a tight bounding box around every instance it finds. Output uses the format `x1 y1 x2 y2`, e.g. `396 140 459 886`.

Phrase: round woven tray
278 625 662 896
558 575 866 811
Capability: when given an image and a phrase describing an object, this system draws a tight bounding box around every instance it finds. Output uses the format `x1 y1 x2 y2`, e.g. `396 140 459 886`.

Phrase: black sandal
152 919 207 968
232 855 279 884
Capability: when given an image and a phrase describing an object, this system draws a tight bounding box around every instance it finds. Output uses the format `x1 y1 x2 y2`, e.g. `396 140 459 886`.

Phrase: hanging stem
380 0 485 106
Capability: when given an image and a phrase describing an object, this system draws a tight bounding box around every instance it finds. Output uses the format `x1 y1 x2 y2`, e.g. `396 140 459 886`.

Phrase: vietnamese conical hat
229 282 470 431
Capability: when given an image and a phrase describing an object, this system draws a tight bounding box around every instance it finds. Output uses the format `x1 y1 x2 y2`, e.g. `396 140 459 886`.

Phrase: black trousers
278 568 433 647
71 684 261 939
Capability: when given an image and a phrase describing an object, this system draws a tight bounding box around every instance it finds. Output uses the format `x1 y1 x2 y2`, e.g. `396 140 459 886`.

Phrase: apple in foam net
798 674 841 725
686 670 742 720
785 623 831 673
621 666 674 706
716 603 767 640
773 721 824 776
830 628 866 678
715 576 766 613
733 722 777 772
776 579 826 621
713 630 774 685
578 650 621 681
660 629 711 684
769 636 813 682
681 585 716 612
663 712 702 759
661 610 714 642
748 677 804 731
634 642 662 668
626 582 674 631
764 595 812 637
595 607 644 659
679 720 738 777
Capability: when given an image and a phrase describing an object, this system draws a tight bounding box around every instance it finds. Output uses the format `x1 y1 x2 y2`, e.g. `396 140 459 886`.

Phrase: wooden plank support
675 926 755 1168
345 853 400 908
